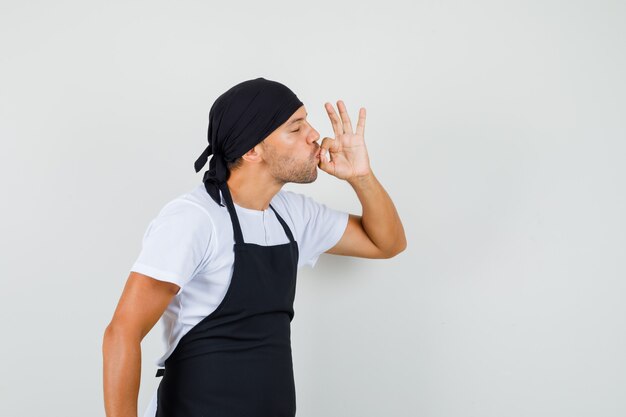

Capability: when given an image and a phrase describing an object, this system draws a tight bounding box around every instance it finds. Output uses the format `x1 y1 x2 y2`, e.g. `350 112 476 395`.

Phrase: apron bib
154 181 299 417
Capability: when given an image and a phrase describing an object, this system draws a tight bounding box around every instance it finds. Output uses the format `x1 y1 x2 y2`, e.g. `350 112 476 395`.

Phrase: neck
226 169 283 211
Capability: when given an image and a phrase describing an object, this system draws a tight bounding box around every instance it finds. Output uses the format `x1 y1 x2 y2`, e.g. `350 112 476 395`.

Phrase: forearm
102 326 141 417
348 170 407 256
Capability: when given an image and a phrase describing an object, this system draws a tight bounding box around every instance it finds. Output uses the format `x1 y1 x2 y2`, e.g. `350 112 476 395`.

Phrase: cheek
276 132 308 158
279 132 299 147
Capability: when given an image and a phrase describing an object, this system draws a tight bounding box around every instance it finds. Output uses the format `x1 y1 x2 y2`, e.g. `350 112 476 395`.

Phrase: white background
1 0 625 416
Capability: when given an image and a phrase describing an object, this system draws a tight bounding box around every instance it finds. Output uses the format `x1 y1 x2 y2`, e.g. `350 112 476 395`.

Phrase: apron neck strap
218 182 296 245
268 205 295 243
218 181 245 244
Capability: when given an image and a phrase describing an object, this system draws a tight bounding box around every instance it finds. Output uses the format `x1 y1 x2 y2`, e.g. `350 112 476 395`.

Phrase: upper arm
325 214 392 259
105 271 180 341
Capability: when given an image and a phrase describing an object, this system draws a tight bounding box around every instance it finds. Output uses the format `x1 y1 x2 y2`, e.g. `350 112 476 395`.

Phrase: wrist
347 170 375 188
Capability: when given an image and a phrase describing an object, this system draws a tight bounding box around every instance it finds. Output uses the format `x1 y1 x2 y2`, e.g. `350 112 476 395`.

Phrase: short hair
227 157 244 171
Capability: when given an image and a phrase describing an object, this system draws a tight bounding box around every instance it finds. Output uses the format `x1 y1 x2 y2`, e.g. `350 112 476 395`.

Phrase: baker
103 77 407 417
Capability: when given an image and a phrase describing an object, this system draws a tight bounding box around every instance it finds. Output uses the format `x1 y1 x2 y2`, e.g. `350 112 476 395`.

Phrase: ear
241 142 265 164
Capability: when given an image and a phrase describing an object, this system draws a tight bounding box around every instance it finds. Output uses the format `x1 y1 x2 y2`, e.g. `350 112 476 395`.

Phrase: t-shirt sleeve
130 200 215 295
279 191 349 269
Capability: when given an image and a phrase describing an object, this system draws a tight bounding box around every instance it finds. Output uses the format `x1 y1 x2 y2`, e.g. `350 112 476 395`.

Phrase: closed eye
291 129 300 132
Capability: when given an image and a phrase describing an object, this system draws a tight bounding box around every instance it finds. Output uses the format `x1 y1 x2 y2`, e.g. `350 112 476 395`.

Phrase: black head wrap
193 77 304 207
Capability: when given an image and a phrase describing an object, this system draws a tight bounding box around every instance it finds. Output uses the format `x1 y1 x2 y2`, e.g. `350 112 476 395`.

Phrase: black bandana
194 77 304 207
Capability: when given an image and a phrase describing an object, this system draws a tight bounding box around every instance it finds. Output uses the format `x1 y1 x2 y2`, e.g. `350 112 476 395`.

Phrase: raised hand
318 100 372 181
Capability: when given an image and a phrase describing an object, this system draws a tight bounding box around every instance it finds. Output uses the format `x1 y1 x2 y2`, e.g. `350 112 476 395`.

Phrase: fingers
324 102 343 137
325 100 360 137
336 100 353 134
356 107 366 137
317 138 334 173
318 137 337 166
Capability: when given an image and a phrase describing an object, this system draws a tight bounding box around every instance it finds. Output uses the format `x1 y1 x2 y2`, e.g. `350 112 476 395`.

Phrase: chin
282 161 319 184
298 174 317 184
292 169 317 184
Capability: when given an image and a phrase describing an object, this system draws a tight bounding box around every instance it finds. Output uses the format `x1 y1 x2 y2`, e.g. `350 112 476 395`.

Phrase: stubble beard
265 149 318 185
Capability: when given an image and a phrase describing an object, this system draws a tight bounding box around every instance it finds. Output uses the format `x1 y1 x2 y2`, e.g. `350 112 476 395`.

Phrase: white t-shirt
130 183 349 368
134 184 348 417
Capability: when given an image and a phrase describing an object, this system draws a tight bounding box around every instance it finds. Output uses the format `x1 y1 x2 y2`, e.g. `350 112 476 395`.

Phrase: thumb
317 146 334 175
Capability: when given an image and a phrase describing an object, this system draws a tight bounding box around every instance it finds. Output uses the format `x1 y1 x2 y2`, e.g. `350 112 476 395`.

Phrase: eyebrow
287 112 308 126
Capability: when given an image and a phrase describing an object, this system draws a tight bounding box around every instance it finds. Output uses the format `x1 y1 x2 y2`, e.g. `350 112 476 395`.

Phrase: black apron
154 181 299 417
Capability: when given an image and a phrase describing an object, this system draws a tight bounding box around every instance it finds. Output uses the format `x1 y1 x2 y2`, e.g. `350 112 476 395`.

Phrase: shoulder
145 189 217 239
132 190 219 291
156 198 212 226
158 183 229 225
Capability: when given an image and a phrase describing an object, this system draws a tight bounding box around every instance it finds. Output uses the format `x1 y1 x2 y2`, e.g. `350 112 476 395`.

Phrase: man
102 77 406 417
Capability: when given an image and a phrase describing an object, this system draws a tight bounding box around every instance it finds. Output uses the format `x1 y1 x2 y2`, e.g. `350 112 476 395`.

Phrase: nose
308 126 320 145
